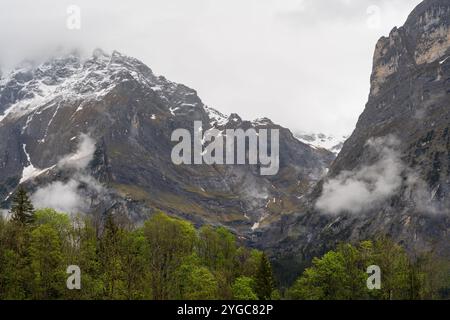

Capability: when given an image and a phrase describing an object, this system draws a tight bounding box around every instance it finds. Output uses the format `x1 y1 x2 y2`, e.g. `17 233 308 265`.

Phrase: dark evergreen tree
10 186 35 225
99 213 125 299
254 253 275 300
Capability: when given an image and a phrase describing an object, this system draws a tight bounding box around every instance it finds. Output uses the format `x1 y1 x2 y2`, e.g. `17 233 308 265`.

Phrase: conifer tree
10 186 35 225
99 213 125 299
254 253 275 300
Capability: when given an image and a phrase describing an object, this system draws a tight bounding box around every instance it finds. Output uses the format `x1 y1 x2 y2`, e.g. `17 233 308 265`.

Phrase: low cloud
31 179 86 214
57 134 96 169
316 135 445 215
316 135 404 214
31 134 106 214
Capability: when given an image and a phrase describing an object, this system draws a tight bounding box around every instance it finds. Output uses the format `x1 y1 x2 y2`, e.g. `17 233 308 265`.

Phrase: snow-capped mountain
0 49 334 236
294 132 349 154
0 49 206 125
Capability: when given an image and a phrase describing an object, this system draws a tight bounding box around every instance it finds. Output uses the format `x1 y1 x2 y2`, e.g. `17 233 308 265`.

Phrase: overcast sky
0 0 423 135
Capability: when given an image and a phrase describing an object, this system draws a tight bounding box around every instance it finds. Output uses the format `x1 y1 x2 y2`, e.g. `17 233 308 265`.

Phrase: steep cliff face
260 0 450 284
0 50 333 236
333 0 450 198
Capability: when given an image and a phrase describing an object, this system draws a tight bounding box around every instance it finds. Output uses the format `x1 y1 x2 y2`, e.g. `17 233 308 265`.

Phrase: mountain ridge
0 49 334 238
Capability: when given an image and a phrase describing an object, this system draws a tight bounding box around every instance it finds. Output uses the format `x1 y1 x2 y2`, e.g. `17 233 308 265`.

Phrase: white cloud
316 134 445 216
31 134 106 214
57 134 96 169
31 180 86 214
316 135 404 214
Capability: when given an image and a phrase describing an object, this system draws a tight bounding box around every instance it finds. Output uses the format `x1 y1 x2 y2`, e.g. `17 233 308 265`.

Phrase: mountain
260 0 450 284
294 132 349 155
0 49 334 236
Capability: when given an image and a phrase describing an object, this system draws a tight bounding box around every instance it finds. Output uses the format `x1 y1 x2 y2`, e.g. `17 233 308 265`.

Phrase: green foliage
0 214 33 299
289 238 450 300
172 255 218 300
34 209 71 236
0 208 267 300
289 248 365 300
120 229 151 299
232 277 258 300
67 215 103 300
370 238 411 300
5 200 447 301
29 224 66 299
198 225 237 271
143 212 197 300
198 225 238 299
235 248 263 277
98 214 126 299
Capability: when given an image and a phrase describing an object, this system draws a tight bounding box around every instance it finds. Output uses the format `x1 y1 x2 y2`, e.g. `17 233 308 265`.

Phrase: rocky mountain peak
0 49 208 124
228 113 242 123
405 0 450 65
405 0 450 28
370 0 450 96
0 49 334 238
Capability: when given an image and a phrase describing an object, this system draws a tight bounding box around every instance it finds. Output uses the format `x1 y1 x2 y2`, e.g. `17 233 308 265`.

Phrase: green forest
1 187 450 300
